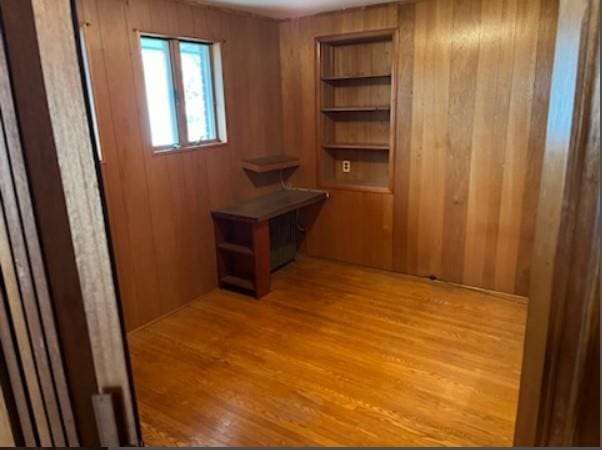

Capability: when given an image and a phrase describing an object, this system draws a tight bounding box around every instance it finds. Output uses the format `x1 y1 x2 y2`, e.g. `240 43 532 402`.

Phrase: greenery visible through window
140 35 226 151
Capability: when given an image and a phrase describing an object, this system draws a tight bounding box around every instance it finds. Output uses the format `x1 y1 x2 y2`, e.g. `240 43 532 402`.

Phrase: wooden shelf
323 143 390 151
321 73 391 83
241 154 300 173
321 106 390 113
322 180 392 194
318 30 396 193
220 275 255 291
218 242 254 256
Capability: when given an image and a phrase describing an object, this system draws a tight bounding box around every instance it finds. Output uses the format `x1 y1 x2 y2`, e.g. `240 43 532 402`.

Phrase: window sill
152 141 228 156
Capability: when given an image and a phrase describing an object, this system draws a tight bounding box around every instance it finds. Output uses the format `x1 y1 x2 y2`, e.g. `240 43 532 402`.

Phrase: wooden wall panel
0 387 13 446
280 4 400 272
404 0 557 296
515 0 599 441
280 0 557 296
77 0 283 330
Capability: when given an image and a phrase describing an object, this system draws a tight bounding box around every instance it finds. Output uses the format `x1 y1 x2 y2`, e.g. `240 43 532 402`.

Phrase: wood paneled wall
76 0 283 330
80 0 557 329
281 5 400 272
280 0 558 296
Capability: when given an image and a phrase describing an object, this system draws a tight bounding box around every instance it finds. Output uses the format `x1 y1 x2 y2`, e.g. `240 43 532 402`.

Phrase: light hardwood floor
128 257 527 446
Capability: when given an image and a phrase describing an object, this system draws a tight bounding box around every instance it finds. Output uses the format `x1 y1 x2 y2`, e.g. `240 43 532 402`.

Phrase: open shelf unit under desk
211 189 327 298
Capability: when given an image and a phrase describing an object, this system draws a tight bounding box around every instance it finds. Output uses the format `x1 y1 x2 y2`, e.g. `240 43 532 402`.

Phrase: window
139 35 227 151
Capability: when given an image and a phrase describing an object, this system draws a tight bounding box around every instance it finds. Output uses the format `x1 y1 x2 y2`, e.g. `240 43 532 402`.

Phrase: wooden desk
212 189 327 298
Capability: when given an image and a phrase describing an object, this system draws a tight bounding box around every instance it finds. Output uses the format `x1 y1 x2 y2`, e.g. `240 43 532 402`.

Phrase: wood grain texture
0 188 38 447
3 0 123 441
515 0 600 444
0 54 54 450
76 0 284 330
0 387 13 446
2 0 139 444
280 0 557 296
0 9 79 443
574 279 600 446
32 0 139 443
129 256 527 446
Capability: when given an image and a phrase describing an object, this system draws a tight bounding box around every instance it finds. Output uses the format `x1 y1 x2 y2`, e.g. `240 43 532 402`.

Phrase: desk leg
214 218 227 288
253 221 270 298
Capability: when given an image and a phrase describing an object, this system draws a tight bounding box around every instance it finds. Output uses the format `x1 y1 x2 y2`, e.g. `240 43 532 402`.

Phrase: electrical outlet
342 160 351 173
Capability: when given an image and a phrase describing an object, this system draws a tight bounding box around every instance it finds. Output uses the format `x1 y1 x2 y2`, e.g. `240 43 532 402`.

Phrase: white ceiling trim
182 0 396 20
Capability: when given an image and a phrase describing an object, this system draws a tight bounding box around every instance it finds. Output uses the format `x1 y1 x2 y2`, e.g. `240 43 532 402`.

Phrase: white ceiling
187 0 394 19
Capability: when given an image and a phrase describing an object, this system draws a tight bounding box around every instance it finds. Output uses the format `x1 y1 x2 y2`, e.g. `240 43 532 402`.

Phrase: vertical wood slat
514 0 559 294
440 0 481 283
29 0 139 444
76 0 141 329
0 211 36 446
1 0 102 443
462 0 506 289
391 2 415 274
87 0 165 329
515 0 599 444
92 394 120 447
0 15 79 446
493 0 542 293
0 96 53 447
0 384 14 446
416 0 452 278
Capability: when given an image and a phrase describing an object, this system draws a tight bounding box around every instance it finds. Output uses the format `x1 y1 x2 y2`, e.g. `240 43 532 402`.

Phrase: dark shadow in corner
296 200 325 252
243 167 296 189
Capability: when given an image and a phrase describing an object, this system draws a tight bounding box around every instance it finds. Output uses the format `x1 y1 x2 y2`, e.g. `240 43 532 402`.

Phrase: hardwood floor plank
129 256 526 446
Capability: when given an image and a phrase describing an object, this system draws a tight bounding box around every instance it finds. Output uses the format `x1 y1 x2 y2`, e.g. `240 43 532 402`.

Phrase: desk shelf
217 242 254 256
219 275 255 292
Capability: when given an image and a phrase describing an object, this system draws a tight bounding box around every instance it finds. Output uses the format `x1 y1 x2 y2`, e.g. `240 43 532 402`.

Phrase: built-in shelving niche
317 30 397 193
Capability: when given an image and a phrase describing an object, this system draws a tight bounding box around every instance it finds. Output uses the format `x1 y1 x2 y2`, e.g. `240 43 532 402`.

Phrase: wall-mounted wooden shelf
321 106 390 113
321 180 392 194
241 154 300 173
323 143 390 151
321 73 391 83
317 29 397 192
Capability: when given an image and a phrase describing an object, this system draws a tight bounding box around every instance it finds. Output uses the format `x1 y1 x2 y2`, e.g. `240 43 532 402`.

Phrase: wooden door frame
0 0 140 446
515 0 600 445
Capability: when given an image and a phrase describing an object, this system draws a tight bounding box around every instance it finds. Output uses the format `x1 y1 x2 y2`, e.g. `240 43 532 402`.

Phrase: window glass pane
180 42 217 142
140 37 179 147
